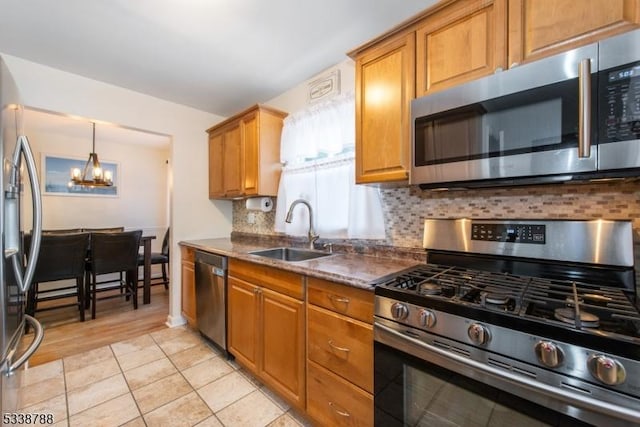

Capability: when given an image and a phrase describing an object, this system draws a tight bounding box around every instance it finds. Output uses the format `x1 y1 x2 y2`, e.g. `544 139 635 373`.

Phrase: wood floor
22 284 171 367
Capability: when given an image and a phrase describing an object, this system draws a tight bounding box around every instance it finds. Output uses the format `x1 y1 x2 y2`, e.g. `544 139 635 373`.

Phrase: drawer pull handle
328 294 350 305
328 340 351 353
329 401 350 417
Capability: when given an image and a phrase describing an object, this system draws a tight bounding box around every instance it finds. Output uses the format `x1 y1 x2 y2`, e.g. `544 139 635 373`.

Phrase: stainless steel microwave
411 29 640 189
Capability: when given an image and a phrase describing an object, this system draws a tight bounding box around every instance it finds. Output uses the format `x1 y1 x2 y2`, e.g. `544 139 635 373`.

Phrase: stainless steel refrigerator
0 56 44 416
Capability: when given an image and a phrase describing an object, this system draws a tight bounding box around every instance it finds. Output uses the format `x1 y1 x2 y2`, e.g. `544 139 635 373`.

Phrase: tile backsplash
234 180 640 249
233 179 640 292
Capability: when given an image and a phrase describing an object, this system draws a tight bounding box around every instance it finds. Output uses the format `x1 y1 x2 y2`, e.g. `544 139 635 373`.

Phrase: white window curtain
274 92 385 240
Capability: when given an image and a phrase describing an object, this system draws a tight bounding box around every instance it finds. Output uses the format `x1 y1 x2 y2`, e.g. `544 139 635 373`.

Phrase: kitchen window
274 93 385 239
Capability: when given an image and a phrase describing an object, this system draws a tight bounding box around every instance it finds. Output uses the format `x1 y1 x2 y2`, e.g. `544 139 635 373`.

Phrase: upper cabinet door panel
208 131 224 198
223 123 242 197
241 112 259 197
416 0 507 96
508 0 640 66
355 32 415 184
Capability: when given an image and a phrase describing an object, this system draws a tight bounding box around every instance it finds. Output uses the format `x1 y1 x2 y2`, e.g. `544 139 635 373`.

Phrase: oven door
411 42 598 188
374 319 640 427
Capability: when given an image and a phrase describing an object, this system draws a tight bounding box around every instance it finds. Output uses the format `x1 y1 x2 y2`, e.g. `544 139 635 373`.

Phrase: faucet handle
323 243 333 254
309 231 319 249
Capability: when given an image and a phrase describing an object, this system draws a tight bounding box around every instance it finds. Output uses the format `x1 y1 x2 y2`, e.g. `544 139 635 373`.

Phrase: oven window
374 342 593 427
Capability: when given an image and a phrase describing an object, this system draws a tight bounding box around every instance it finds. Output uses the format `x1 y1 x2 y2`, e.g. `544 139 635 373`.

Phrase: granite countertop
180 238 422 290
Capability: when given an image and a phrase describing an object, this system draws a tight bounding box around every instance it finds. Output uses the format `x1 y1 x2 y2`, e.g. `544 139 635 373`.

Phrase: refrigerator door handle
5 135 42 293
6 315 43 373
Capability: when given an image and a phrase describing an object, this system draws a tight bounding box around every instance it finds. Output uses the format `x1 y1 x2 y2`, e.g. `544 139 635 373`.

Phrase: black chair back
83 227 125 233
41 228 84 235
161 227 170 257
90 230 142 275
25 233 90 282
88 230 141 319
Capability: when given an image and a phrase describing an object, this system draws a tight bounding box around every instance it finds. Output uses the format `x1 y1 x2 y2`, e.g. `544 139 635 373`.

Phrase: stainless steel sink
248 247 332 262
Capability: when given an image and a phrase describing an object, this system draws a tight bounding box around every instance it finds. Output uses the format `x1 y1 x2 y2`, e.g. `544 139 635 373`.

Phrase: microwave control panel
471 223 546 244
601 62 640 143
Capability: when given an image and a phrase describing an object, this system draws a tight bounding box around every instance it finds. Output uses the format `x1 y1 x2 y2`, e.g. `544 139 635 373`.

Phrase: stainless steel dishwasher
194 251 227 352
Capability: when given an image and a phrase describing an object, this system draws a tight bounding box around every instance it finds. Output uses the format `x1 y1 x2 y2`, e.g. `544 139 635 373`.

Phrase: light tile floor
7 326 312 427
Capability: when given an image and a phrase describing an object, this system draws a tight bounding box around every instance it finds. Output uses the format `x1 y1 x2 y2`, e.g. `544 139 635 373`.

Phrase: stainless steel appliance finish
598 29 640 171
411 29 640 189
1 57 44 416
195 251 227 352
422 218 634 267
374 219 640 426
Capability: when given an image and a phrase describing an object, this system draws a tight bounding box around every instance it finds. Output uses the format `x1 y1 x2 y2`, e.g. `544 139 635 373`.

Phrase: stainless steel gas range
373 219 640 427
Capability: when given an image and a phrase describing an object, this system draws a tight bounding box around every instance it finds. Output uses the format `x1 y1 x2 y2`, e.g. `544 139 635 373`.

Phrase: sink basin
249 247 332 262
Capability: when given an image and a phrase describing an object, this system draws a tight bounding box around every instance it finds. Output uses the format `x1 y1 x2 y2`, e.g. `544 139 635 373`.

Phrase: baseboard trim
165 314 187 328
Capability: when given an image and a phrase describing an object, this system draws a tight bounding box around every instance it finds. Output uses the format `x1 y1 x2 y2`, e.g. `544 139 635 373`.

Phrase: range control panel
471 223 546 244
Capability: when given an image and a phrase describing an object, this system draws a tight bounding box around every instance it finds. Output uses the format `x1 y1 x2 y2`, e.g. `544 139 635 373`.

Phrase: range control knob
418 309 437 328
467 323 490 345
587 354 626 385
534 341 564 368
390 302 409 321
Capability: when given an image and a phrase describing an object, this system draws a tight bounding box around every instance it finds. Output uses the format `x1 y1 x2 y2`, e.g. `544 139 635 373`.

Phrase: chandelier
69 122 113 187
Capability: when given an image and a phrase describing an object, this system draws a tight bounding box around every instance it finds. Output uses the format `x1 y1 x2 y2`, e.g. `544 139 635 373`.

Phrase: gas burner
419 282 442 295
418 279 458 297
554 307 600 328
482 291 510 306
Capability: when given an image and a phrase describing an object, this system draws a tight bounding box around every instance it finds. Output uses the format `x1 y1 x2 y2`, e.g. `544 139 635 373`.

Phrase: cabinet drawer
307 360 373 427
229 258 303 299
308 305 373 393
307 278 373 323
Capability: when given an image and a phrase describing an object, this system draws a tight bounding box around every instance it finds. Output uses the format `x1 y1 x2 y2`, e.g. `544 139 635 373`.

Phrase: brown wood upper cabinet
206 105 287 199
415 0 507 96
508 0 640 67
349 0 640 185
354 32 415 184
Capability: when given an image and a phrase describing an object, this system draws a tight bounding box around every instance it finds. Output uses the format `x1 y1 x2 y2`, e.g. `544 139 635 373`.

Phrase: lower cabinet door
260 287 305 410
228 276 259 372
307 360 373 427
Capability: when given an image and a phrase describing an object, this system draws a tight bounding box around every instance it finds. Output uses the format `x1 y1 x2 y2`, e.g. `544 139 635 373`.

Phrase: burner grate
383 265 475 297
377 262 640 340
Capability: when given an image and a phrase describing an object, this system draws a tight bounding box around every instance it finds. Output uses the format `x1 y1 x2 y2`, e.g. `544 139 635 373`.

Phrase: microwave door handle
578 58 592 158
5 135 43 293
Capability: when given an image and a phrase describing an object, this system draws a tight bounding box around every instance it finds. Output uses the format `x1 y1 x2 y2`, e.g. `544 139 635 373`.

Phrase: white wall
1 53 232 326
25 119 170 237
267 59 355 114
2 52 356 326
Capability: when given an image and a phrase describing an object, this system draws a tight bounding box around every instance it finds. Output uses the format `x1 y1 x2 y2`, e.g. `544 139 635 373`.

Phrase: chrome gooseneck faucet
285 199 319 249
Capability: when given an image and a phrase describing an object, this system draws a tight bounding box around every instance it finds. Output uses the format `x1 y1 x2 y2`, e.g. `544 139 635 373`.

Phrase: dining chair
138 227 169 289
83 227 126 304
24 232 90 322
87 230 142 319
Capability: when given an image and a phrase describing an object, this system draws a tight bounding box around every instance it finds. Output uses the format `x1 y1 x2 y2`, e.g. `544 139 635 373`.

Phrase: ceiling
0 0 436 117
25 108 171 148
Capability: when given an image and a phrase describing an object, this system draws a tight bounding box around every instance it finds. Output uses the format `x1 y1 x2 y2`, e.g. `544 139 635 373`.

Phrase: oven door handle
375 323 640 424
